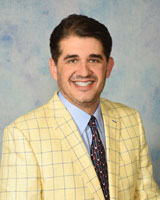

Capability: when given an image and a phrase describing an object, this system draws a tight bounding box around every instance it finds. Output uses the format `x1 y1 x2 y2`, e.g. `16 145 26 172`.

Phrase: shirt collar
93 103 104 133
58 92 103 134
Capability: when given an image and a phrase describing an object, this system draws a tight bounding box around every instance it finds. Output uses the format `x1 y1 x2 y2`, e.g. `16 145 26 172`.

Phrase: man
0 14 160 200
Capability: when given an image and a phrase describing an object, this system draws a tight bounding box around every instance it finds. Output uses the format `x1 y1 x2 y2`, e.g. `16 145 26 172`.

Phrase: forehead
59 36 104 55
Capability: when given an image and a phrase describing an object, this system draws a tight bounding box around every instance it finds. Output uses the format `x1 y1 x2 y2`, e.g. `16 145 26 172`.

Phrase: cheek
57 68 73 83
96 69 107 81
63 68 77 80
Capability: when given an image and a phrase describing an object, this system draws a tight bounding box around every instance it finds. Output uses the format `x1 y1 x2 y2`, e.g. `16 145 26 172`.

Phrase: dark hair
50 14 112 64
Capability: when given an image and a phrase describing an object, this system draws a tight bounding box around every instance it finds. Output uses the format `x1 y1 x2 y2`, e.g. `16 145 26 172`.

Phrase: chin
75 97 97 105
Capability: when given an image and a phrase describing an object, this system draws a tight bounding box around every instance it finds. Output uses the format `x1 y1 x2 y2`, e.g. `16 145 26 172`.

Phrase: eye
68 59 78 63
89 59 100 63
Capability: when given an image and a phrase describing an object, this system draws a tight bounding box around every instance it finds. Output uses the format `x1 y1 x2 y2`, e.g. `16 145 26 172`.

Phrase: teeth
74 81 92 86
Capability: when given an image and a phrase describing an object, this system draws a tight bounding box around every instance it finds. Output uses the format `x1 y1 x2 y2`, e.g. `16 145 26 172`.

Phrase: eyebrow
89 54 103 60
64 54 78 60
64 54 104 61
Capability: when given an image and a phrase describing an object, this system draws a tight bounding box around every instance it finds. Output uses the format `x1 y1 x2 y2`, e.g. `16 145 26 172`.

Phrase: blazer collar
101 98 120 199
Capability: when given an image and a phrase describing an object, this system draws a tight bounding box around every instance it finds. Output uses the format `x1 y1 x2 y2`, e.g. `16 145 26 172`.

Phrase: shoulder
100 97 139 118
3 91 68 143
6 92 61 130
7 102 49 131
100 98 143 134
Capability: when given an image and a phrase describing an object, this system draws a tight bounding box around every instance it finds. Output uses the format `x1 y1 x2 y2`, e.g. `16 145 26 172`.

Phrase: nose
77 61 91 77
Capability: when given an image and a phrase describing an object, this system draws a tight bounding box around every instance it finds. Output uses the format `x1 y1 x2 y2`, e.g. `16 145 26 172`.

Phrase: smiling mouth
74 81 93 86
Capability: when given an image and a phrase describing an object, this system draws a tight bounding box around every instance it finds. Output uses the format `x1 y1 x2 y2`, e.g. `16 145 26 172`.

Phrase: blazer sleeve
134 112 160 199
0 125 42 200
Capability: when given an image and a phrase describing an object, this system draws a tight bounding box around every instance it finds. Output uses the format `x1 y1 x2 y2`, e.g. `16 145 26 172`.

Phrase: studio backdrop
0 0 160 186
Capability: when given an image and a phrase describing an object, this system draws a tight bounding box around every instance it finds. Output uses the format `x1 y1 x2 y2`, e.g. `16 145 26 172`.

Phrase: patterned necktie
88 116 110 200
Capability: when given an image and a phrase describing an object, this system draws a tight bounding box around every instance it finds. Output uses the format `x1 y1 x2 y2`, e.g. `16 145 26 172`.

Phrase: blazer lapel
48 92 104 200
101 99 120 200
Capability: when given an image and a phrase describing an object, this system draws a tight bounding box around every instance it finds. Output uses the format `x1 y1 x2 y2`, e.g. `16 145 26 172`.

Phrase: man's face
49 36 114 114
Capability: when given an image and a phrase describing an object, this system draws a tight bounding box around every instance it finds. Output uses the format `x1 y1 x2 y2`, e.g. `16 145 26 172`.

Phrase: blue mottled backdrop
0 0 160 186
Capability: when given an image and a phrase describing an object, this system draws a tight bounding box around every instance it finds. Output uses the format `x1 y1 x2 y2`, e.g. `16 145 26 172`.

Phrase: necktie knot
88 116 97 128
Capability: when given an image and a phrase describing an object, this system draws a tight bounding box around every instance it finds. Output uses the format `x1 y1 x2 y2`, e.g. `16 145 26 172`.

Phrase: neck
59 91 99 115
74 102 99 115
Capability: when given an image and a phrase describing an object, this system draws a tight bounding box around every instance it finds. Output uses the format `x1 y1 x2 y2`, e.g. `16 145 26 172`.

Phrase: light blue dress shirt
58 92 106 153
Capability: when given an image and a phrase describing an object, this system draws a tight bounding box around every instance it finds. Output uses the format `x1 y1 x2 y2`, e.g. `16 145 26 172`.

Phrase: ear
106 57 114 78
49 58 57 80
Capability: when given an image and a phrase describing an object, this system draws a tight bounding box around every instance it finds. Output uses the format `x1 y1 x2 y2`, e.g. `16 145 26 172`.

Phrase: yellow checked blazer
0 91 160 200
